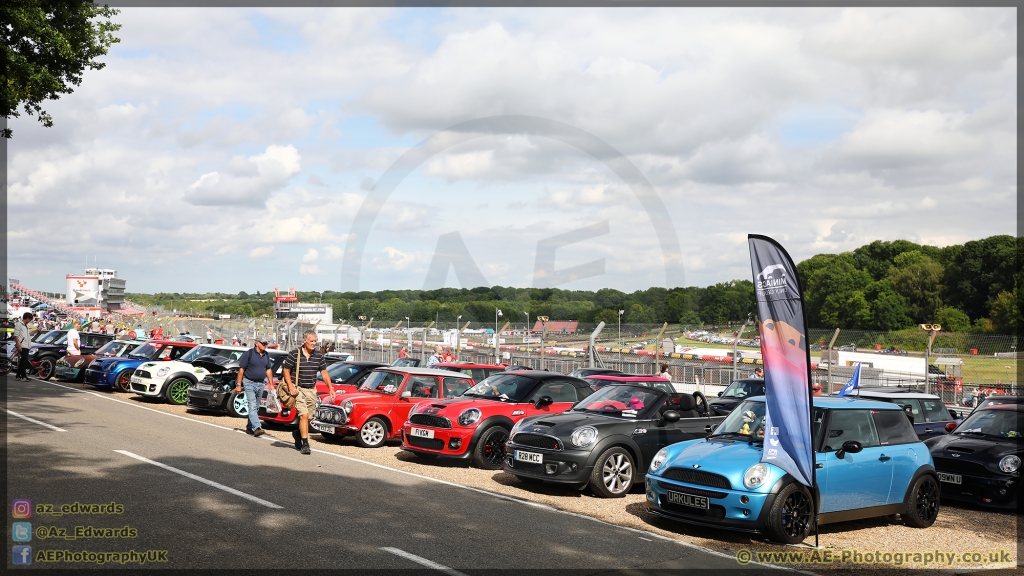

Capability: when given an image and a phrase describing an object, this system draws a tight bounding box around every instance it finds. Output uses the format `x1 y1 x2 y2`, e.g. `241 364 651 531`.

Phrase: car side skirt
817 503 906 526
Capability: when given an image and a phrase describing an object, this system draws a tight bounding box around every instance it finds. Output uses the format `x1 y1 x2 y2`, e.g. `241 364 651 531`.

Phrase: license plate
410 427 434 439
667 491 709 509
937 472 961 485
514 450 543 464
131 376 143 384
313 422 335 434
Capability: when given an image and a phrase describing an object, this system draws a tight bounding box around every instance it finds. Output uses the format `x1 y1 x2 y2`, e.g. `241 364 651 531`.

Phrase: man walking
14 312 33 381
282 331 334 454
66 321 82 356
234 339 275 436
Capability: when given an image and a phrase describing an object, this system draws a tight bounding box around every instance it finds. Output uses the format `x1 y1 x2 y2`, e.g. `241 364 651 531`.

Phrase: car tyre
227 391 249 418
356 417 388 448
766 482 813 544
164 376 195 405
473 426 510 470
589 447 634 498
115 370 134 393
902 474 940 528
37 357 56 380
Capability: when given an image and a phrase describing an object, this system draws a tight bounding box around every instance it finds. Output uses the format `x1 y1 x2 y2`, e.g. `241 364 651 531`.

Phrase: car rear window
872 409 919 445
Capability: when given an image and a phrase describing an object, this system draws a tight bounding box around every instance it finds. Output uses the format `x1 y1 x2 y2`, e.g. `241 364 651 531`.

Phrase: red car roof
434 363 507 369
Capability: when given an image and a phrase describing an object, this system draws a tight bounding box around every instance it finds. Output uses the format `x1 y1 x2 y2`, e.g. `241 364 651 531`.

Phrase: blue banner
837 363 862 397
748 235 814 488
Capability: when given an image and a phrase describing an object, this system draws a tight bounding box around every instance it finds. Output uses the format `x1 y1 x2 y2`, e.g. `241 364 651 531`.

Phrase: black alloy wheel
766 483 813 544
473 426 510 470
903 475 940 528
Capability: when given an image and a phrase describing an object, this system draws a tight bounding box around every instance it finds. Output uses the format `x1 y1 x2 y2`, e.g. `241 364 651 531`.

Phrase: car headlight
998 455 1020 473
156 367 170 377
458 408 482 427
28 349 38 356
743 463 769 488
342 400 353 415
56 359 68 366
650 448 668 473
74 359 84 368
570 426 598 448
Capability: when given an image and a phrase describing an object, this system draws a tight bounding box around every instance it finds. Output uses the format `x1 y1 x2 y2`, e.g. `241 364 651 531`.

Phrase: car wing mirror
534 395 553 408
662 410 681 423
944 422 957 433
716 391 723 397
400 390 412 399
948 409 959 420
835 440 863 459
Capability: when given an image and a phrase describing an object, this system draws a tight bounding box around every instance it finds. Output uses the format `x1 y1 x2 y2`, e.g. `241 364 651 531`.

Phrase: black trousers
16 351 30 379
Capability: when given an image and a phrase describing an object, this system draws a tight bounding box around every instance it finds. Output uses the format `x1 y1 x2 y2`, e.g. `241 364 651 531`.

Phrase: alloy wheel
602 453 633 494
169 380 190 404
915 478 939 522
233 393 249 416
780 489 812 538
482 429 509 467
361 421 385 445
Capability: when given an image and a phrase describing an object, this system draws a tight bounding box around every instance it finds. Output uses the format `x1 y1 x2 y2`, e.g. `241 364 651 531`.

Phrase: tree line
127 235 1019 334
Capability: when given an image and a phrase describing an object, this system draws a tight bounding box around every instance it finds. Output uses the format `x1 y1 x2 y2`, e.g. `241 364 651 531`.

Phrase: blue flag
748 235 814 488
837 363 862 397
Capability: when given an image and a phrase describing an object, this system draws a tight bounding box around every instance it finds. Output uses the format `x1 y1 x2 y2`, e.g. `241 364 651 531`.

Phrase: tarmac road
5 375 792 574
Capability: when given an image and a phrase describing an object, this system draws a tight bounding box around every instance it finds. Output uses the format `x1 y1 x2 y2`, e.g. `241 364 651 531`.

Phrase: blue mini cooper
645 396 939 544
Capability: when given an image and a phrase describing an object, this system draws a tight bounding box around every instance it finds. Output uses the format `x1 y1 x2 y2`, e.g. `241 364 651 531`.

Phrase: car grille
315 408 348 425
188 398 211 407
661 468 732 490
933 457 991 476
655 482 727 499
406 436 444 450
131 382 147 392
135 370 152 379
661 498 727 519
409 414 452 429
512 433 562 451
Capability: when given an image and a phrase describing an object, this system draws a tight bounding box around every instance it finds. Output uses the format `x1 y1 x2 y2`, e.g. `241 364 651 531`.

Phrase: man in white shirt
66 322 82 356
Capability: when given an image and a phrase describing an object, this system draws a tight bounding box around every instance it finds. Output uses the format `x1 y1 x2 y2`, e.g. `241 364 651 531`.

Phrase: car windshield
720 380 765 399
128 343 165 360
711 400 767 440
37 331 66 344
180 345 224 362
573 386 662 418
95 340 136 357
324 363 360 382
464 374 539 402
587 378 674 394
956 409 1020 439
359 371 404 394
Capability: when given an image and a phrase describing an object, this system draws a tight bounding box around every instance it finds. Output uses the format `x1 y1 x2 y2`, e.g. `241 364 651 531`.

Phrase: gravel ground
55 382 1020 573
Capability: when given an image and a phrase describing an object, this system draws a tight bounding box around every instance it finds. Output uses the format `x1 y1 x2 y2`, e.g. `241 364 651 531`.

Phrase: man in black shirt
234 339 275 437
282 330 335 454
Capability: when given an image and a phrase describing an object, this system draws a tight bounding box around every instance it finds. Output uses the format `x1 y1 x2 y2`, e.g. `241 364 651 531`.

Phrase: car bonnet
929 434 1021 463
661 436 770 479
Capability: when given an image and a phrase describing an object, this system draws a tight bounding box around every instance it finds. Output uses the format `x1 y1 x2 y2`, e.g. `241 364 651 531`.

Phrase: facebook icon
13 545 32 565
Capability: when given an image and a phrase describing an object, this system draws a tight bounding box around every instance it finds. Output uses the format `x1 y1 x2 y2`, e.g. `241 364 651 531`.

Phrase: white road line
113 450 282 509
639 537 652 541
380 547 469 576
24 377 804 573
1 407 67 432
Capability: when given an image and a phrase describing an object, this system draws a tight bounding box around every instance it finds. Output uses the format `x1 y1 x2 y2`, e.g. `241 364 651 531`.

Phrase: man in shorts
282 330 335 454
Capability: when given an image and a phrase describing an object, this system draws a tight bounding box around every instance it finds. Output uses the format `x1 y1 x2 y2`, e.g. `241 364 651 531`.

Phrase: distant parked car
853 387 959 440
55 339 147 383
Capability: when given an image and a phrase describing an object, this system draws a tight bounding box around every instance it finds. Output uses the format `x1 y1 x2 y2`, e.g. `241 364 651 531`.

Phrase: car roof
588 375 671 382
745 395 901 411
379 366 468 377
975 404 1023 412
855 387 940 400
144 340 198 346
502 370 588 384
435 362 506 369
336 361 387 367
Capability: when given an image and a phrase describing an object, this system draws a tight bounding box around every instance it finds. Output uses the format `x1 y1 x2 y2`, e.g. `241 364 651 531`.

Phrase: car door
634 397 698 467
919 397 954 438
392 375 439 426
819 408 894 512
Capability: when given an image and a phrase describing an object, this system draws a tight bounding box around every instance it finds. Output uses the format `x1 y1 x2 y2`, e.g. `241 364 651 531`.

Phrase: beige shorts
295 387 318 416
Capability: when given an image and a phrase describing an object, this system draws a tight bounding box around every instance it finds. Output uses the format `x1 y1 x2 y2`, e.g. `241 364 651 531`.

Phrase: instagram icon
11 499 31 519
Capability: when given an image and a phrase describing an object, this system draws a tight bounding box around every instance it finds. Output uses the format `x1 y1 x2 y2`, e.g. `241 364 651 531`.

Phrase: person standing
658 363 672 381
14 312 33 381
751 367 764 378
398 346 407 359
206 328 213 344
427 345 443 367
282 330 334 455
234 339 275 437
66 321 82 356
442 347 456 363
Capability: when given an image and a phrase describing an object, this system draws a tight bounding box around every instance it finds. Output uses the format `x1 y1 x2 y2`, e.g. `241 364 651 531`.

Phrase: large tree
1 0 120 138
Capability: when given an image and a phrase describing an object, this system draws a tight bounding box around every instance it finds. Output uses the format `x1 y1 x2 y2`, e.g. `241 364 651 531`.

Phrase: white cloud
249 246 275 257
322 245 344 260
299 264 322 275
183 144 302 206
302 248 319 262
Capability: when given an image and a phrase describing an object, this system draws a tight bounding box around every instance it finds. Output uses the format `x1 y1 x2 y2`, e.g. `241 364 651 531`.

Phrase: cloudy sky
6 7 1016 295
